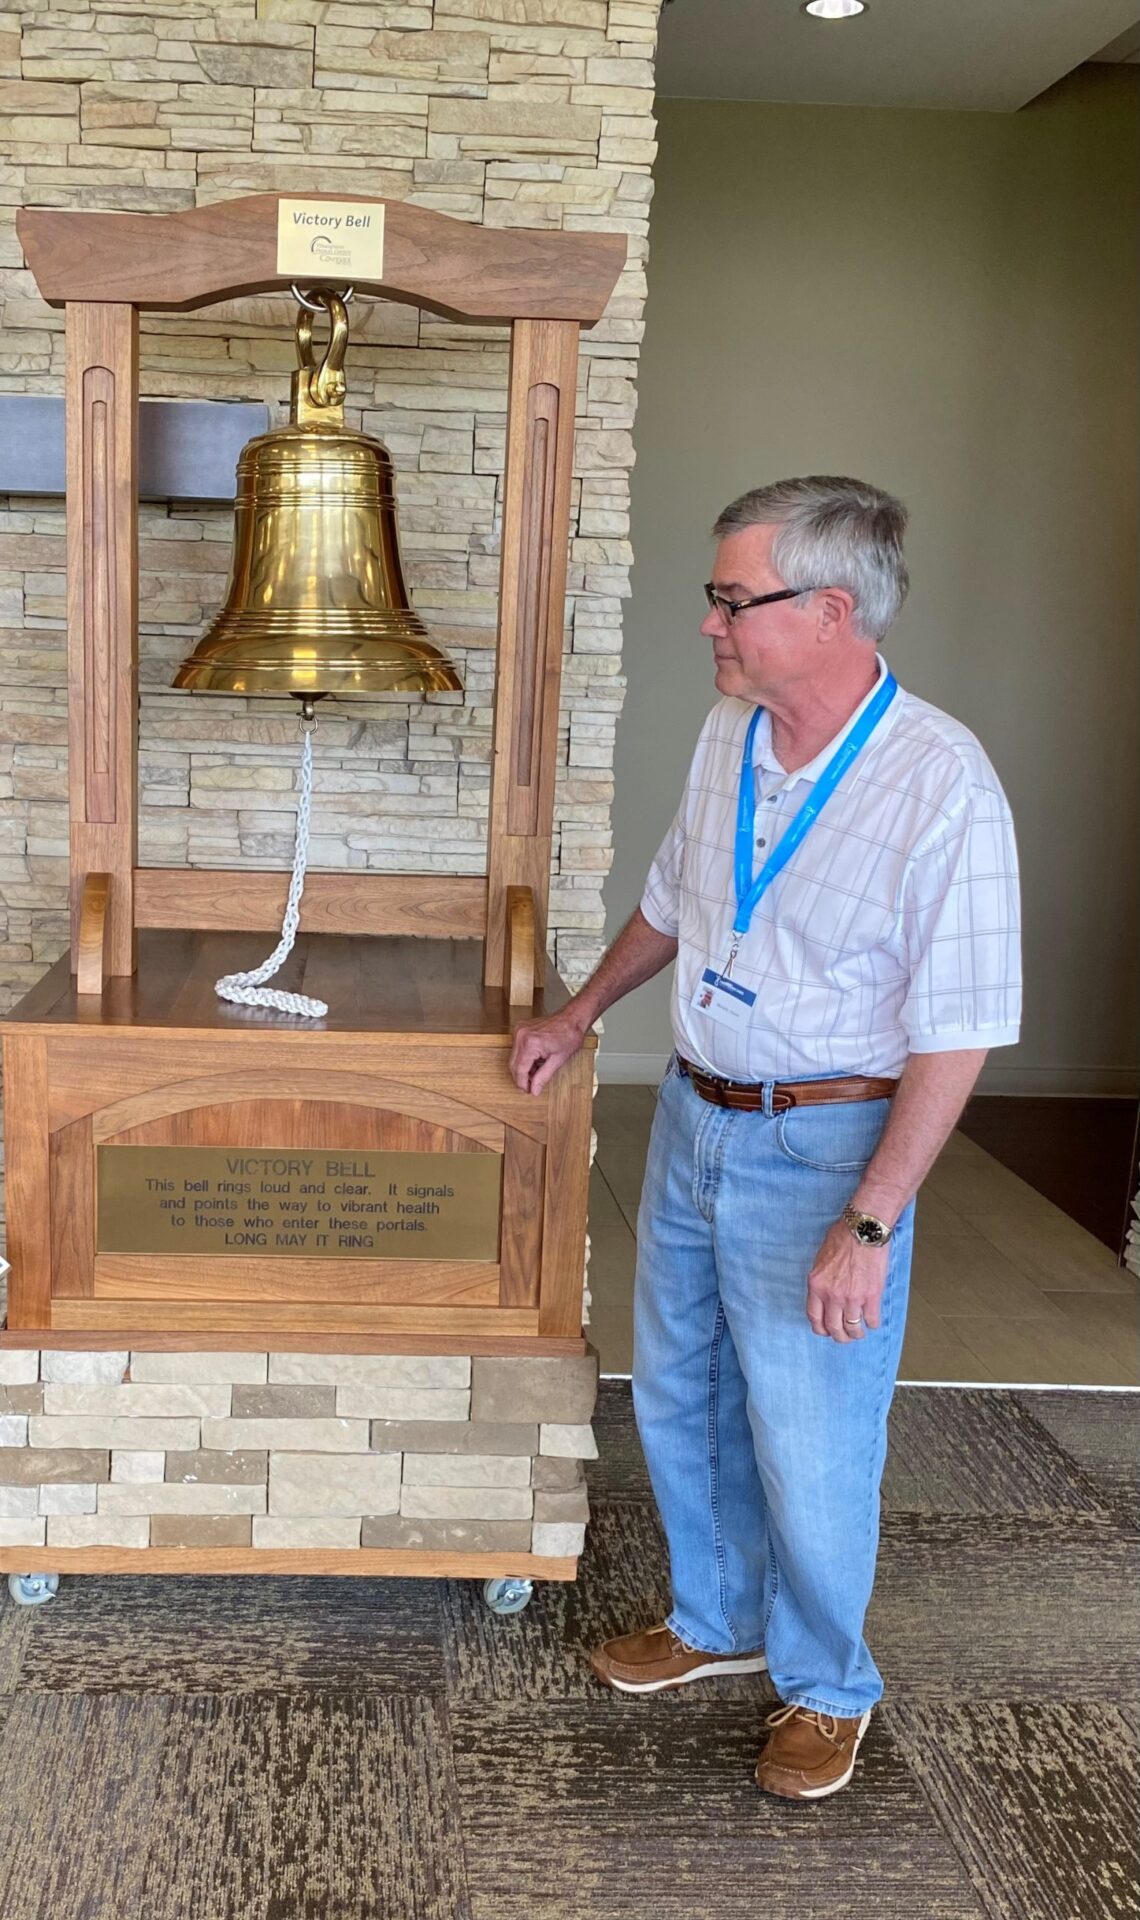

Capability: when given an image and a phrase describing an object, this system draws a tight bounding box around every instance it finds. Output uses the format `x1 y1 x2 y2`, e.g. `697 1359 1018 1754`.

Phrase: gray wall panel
0 395 269 501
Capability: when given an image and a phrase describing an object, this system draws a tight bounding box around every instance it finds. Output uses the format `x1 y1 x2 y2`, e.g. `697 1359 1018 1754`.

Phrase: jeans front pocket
774 1097 890 1173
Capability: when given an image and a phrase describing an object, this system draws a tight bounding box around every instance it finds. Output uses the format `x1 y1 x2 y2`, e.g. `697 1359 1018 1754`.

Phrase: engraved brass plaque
96 1147 501 1261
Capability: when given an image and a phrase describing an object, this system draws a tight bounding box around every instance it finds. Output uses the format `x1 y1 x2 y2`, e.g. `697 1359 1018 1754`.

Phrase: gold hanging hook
292 287 349 420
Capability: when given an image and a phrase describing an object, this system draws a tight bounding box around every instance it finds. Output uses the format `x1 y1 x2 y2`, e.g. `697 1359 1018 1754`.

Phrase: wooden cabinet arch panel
90 1094 523 1308
103 1097 493 1157
47 1088 545 1320
6 995 581 1341
85 1069 511 1151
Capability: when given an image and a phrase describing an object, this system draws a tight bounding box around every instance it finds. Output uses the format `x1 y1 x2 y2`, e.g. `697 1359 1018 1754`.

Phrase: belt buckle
693 1072 727 1108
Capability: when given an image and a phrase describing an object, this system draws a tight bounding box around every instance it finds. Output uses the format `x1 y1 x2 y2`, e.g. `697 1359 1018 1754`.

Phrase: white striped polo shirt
640 655 1022 1082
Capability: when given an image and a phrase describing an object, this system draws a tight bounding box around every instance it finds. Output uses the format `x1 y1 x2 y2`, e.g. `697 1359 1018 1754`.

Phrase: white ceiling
655 0 1140 111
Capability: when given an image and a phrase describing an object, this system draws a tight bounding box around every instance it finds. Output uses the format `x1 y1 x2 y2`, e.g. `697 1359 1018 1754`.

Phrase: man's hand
804 1047 989 1344
509 1007 589 1097
506 909 676 1098
806 1220 889 1344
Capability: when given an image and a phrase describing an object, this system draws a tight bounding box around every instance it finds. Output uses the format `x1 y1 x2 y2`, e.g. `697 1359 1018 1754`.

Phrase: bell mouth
173 619 463 698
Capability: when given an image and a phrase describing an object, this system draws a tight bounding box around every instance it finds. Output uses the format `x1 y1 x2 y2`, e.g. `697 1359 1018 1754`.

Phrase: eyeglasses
703 583 820 622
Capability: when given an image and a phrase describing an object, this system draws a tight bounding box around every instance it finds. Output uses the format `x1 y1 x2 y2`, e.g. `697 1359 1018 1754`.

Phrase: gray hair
712 475 909 641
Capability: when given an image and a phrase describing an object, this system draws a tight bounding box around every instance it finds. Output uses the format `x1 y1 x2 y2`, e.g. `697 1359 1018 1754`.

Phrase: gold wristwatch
841 1204 894 1248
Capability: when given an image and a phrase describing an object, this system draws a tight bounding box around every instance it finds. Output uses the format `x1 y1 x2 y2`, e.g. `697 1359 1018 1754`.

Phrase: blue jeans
632 1058 914 1718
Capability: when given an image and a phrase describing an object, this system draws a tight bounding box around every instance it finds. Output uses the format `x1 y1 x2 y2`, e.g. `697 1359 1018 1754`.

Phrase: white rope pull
214 724 329 1020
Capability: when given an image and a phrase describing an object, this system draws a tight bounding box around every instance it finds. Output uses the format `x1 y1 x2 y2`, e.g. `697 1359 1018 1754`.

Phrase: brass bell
174 288 461 703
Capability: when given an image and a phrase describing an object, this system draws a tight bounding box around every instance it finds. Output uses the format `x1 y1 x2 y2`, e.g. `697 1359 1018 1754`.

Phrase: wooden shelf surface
2 930 579 1039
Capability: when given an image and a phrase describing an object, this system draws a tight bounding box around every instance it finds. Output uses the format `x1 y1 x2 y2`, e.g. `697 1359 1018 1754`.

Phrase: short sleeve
640 807 685 939
900 783 1022 1052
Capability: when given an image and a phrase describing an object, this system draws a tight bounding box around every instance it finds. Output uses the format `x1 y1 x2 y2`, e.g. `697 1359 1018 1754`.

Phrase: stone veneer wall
0 1347 597 1555
0 0 661 1058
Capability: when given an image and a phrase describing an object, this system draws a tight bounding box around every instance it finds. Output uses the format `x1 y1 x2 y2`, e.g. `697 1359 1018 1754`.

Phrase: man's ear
816 588 856 637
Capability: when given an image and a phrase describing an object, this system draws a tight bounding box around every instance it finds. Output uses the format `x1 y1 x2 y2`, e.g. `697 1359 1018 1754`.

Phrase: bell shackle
293 286 349 414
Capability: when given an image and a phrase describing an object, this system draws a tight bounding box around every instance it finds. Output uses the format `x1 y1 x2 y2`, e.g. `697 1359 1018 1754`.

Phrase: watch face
855 1215 887 1246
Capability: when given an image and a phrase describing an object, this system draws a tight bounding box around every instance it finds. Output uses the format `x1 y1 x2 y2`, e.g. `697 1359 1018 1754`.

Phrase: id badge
691 967 756 1033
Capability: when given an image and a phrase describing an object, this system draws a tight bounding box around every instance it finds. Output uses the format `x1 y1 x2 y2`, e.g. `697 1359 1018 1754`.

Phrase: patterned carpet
0 1383 1136 1920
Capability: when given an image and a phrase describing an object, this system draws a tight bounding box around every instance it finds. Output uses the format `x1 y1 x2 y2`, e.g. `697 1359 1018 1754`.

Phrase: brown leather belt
676 1056 897 1114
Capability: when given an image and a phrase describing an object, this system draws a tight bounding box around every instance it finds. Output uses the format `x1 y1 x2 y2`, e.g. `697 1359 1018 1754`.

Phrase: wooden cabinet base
0 1548 576 1579
2 931 595 1349
0 939 599 1583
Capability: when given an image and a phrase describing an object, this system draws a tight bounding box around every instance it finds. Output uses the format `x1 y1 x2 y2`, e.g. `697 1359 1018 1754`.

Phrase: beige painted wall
603 67 1139 1093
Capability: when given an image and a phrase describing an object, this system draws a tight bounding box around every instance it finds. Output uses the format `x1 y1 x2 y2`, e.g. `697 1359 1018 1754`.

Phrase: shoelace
765 1702 840 1745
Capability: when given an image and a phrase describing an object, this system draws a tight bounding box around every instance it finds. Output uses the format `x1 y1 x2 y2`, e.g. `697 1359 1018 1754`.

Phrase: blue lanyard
730 672 898 956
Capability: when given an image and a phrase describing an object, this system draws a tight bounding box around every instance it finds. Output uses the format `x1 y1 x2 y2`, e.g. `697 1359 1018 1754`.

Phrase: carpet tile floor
0 1382 1135 1920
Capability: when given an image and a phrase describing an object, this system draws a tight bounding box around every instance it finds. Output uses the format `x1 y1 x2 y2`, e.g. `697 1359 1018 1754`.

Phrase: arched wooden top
16 193 627 324
85 1068 521 1149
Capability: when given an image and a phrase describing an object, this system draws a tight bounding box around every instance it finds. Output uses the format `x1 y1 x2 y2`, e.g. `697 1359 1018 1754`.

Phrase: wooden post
537 1045 594 1338
2 1036 51 1328
505 884 537 1006
66 302 138 977
485 318 580 989
76 871 111 995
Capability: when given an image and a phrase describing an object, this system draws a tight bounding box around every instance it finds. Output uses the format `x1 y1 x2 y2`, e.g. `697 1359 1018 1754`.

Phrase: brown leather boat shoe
591 1623 767 1694
754 1703 872 1799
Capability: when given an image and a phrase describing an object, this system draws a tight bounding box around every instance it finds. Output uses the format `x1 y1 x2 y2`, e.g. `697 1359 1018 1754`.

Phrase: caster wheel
482 1576 534 1617
7 1573 59 1607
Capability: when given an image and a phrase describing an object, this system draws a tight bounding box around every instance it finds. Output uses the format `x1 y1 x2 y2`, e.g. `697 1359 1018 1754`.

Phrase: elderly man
510 476 1021 1800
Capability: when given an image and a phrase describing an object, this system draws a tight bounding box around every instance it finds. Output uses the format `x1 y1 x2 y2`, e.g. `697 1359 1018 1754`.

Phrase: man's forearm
567 908 678 1034
851 1048 988 1224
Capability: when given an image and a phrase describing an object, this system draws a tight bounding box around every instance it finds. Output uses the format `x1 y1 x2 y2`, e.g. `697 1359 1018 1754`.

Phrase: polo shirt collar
751 652 900 788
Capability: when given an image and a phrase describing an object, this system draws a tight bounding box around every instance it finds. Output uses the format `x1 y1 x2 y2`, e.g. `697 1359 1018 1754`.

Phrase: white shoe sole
605 1652 769 1694
784 1709 872 1799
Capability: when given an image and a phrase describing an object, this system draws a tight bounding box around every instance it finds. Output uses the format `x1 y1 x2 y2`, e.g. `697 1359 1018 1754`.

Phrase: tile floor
588 1084 1140 1388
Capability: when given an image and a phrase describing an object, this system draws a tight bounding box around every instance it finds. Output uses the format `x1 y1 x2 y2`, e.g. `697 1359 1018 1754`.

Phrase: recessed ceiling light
803 0 867 18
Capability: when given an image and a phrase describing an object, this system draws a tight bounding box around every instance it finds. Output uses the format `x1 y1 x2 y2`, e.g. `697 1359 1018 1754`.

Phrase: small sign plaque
96 1147 500 1262
276 199 385 280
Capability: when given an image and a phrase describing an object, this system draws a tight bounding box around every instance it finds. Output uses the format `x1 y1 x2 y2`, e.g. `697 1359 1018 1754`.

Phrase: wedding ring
842 1314 864 1327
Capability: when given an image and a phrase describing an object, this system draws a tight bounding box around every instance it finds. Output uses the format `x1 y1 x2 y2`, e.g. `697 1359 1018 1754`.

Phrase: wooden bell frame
1 194 626 1354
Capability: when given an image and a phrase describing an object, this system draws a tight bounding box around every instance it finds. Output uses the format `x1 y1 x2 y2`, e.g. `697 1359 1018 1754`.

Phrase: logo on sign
310 231 352 268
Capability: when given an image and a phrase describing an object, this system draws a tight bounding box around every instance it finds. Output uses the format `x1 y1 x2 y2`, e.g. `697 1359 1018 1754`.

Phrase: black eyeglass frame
703 583 821 621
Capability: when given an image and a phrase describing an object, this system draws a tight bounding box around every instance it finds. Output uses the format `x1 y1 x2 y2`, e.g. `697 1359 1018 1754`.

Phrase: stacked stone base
0 1347 596 1566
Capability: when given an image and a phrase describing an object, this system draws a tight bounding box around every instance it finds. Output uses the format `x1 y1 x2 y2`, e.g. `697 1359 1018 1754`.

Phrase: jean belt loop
761 1080 776 1118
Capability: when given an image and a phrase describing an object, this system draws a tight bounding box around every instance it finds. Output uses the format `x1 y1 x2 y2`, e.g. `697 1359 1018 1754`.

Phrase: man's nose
700 610 723 639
